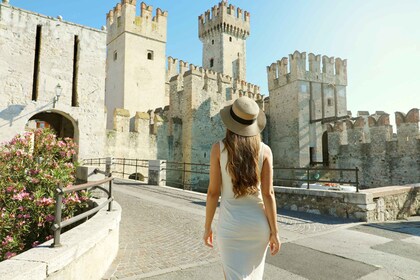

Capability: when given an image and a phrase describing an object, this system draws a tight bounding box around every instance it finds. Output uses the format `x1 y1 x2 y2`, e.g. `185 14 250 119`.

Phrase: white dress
216 141 270 280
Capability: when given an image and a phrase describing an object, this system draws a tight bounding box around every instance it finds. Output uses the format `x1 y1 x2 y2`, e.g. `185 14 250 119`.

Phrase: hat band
230 108 256 125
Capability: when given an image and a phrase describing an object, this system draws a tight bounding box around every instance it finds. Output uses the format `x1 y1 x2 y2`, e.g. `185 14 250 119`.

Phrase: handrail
83 157 359 192
51 171 114 248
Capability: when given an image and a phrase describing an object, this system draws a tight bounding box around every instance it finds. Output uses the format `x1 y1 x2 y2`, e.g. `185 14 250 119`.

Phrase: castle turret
198 1 250 81
105 1 168 129
267 51 348 168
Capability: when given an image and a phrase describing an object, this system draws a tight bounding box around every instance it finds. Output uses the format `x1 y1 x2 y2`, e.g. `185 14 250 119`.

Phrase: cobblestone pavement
103 180 355 279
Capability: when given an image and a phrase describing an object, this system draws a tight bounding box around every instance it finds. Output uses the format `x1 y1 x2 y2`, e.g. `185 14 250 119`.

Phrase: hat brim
220 104 266 137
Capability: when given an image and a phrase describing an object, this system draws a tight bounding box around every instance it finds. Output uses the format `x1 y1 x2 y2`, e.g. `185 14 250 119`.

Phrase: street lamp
53 83 62 108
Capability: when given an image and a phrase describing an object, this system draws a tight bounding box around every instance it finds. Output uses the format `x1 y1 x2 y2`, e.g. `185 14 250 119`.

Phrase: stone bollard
148 160 166 186
76 165 106 198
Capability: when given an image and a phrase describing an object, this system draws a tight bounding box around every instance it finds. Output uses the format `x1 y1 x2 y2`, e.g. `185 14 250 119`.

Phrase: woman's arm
203 143 222 248
260 145 281 255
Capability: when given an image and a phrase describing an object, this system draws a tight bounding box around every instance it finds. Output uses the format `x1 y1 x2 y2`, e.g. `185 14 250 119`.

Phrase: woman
203 96 281 279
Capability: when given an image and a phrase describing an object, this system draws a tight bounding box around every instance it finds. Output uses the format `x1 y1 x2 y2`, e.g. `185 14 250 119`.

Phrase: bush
0 129 90 261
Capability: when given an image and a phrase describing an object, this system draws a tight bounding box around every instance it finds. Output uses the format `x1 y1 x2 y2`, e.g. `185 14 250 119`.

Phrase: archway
25 110 79 157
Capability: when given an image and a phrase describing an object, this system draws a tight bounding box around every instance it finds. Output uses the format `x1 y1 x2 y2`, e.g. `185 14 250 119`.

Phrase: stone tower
267 51 348 168
105 0 168 128
199 1 250 81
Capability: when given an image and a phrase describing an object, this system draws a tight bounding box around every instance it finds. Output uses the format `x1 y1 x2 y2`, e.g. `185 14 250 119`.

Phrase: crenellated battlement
106 1 168 44
112 107 169 135
328 109 419 146
327 109 420 187
167 56 262 107
198 1 250 40
267 51 348 90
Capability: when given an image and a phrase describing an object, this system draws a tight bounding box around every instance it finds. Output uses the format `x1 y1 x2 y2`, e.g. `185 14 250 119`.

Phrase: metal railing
51 172 114 247
84 158 148 181
82 157 359 192
163 161 210 190
273 166 359 192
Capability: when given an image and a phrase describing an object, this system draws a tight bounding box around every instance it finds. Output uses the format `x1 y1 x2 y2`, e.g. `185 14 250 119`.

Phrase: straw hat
220 96 266 137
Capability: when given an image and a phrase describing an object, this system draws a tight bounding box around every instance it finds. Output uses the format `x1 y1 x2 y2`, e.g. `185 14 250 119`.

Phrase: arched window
212 39 214 45
229 36 232 42
147 50 154 60
210 58 214 68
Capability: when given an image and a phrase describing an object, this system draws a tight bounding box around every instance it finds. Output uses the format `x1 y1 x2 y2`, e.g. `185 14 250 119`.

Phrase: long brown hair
223 129 261 198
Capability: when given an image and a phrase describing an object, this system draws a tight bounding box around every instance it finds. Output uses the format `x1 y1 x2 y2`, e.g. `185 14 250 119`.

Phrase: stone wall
199 1 250 80
267 51 348 170
105 0 168 129
104 107 169 167
328 109 420 188
167 59 263 189
0 3 107 160
274 185 420 222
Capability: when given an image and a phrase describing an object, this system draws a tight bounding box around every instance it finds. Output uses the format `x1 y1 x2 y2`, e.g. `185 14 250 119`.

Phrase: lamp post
53 83 62 108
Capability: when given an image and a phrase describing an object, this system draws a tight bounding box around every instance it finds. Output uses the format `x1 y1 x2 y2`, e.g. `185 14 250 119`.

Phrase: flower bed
0 129 90 261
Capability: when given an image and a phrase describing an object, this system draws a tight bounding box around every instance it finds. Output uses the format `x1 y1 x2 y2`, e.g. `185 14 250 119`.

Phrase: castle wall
168 60 263 190
267 51 348 169
0 3 107 159
105 108 170 177
105 0 168 129
328 109 420 188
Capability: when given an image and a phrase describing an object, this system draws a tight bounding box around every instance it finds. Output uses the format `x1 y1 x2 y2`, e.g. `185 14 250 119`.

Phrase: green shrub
0 129 90 261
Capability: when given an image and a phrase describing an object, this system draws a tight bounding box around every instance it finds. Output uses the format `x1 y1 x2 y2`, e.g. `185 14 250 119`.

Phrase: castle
0 0 419 189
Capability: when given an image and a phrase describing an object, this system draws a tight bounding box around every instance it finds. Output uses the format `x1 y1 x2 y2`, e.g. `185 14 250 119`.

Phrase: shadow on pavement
359 219 420 237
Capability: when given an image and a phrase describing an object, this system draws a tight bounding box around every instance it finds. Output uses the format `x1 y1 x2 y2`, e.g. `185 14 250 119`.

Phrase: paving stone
103 180 355 279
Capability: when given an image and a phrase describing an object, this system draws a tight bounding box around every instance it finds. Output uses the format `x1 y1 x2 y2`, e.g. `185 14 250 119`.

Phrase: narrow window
113 51 118 61
32 25 42 101
72 35 80 107
212 39 214 45
147 50 154 60
210 58 214 68
117 16 121 27
327 98 333 106
229 36 232 42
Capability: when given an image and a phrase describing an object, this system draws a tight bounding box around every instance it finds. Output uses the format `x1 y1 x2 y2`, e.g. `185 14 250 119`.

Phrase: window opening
113 51 117 61
147 50 154 60
32 25 42 101
210 58 214 68
327 98 333 106
72 35 80 107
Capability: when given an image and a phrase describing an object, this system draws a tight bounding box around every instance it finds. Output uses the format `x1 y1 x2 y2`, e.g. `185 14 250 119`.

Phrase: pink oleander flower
29 169 40 176
4 252 17 259
64 162 74 169
45 235 53 241
32 241 40 247
45 214 55 222
6 186 14 193
12 192 31 201
36 197 54 206
57 140 66 148
2 236 13 246
30 178 40 184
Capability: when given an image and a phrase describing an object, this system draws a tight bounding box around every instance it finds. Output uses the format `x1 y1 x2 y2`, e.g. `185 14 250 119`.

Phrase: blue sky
11 0 420 126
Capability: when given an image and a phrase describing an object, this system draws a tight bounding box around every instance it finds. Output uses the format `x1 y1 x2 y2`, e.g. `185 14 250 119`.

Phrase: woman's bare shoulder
211 142 221 157
262 143 273 161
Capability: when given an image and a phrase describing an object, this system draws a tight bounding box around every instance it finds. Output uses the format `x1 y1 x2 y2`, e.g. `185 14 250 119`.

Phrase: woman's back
217 141 270 279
